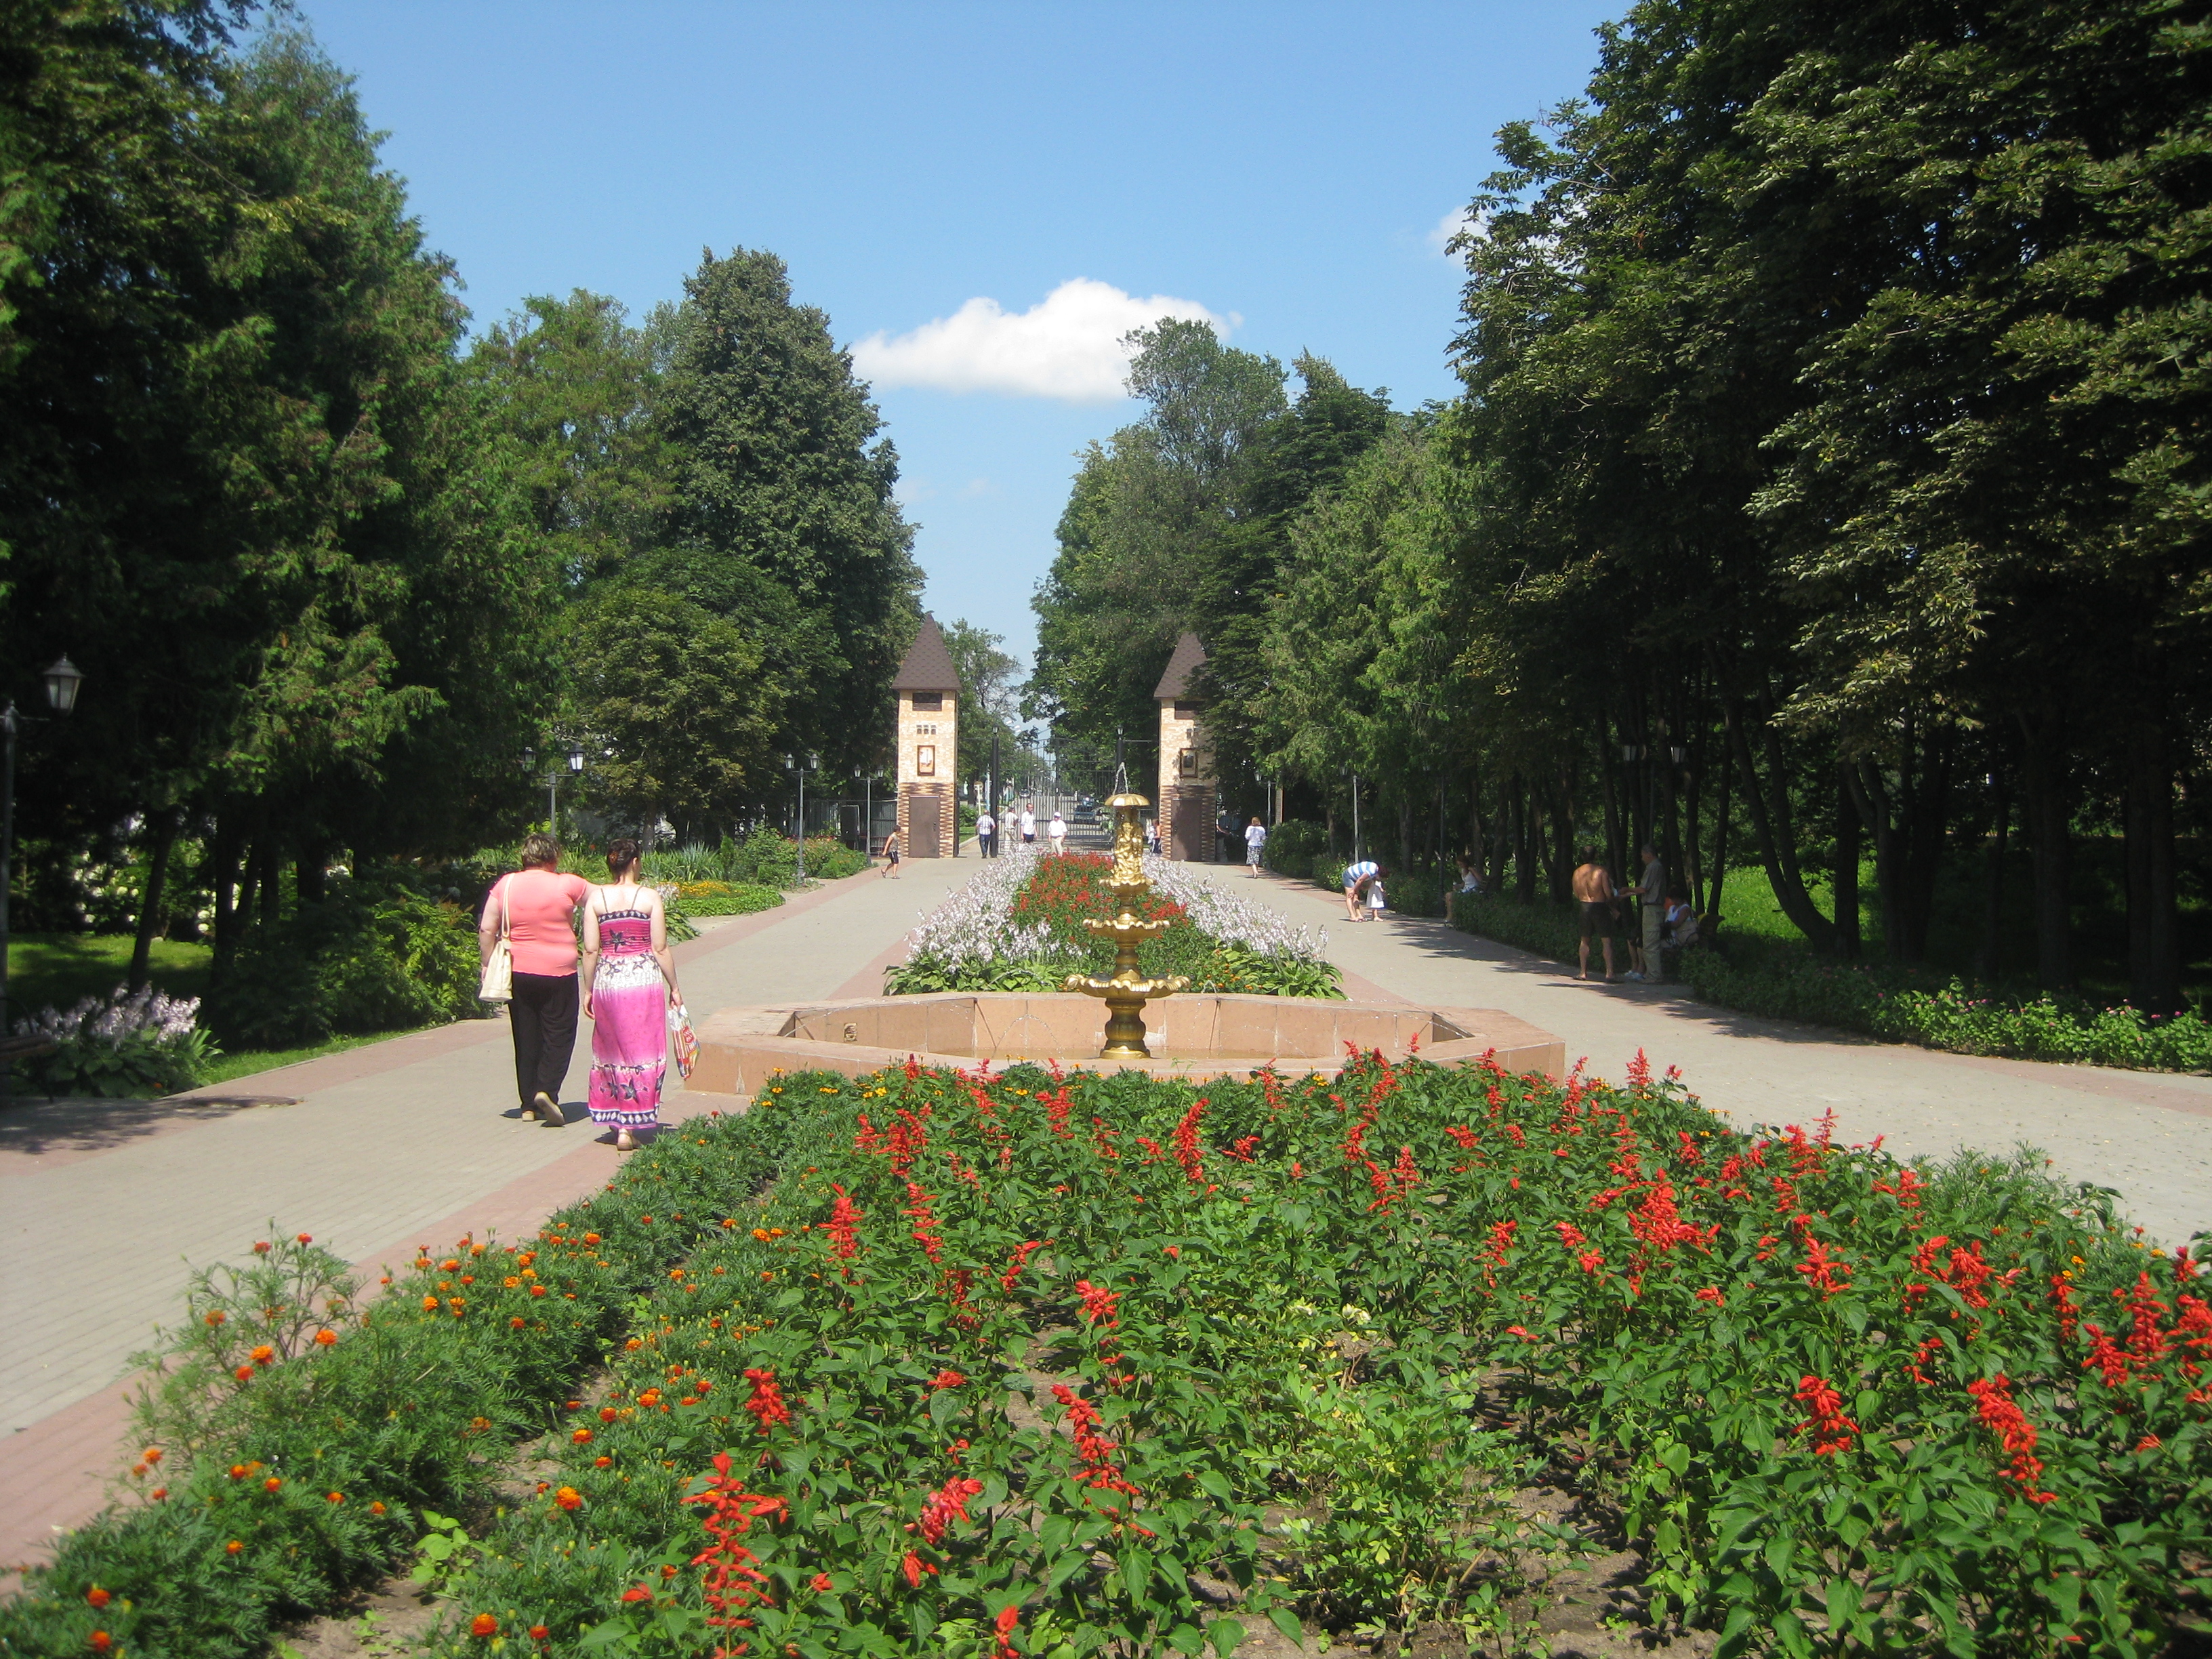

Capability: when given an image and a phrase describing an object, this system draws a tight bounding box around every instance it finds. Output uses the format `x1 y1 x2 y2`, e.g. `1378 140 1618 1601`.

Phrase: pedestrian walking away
1342 859 1380 922
1634 842 1667 983
478 832 591 1126
1244 817 1268 876
976 808 996 859
580 839 683 1153
1020 802 1038 845
1047 810 1067 854
1570 846 1619 983
880 827 901 878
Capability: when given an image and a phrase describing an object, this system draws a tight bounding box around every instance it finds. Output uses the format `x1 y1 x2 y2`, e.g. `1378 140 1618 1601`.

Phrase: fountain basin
689 992 1563 1094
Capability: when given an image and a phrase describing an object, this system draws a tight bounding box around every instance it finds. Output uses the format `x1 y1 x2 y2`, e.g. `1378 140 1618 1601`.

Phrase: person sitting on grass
1445 853 1482 922
1664 887 1700 949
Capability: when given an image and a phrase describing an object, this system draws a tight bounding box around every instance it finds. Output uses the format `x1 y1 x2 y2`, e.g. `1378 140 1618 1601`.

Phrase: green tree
566 588 780 842
942 617 1021 787
1027 320 1286 775
652 248 922 779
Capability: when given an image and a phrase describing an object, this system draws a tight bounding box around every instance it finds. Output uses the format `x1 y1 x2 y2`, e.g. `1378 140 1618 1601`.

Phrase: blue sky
291 2 1620 673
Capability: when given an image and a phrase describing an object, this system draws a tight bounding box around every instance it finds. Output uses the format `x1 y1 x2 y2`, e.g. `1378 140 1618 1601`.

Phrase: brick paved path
0 853 975 1571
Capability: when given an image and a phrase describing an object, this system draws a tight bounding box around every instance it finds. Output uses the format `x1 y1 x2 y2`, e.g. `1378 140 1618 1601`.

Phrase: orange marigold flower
228 1464 248 1480
86 1588 110 1608
226 1540 244 1555
253 1241 270 1254
510 1316 526 1328
312 1329 337 1347
421 1295 441 1313
572 1428 593 1443
89 1632 112 1652
204 1310 226 1326
530 1284 546 1298
470 1614 499 1638
503 1276 521 1289
264 1477 281 1492
327 1492 344 1503
140 1448 161 1465
234 1366 254 1383
370 1501 386 1515
553 1486 582 1511
295 1233 312 1244
529 1628 550 1643
594 1455 611 1468
442 1258 462 1271
148 1486 167 1500
583 1233 600 1245
251 1345 274 1366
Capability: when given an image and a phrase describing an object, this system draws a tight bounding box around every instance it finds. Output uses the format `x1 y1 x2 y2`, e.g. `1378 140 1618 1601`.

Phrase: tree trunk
209 813 244 961
1901 729 1953 962
1833 765 1861 960
1552 773 1575 903
1397 792 1414 878
1847 761 1902 962
2016 713 2074 991
1684 745 1705 916
2125 719 2182 1013
128 811 180 991
1725 699 1837 951
255 836 283 934
1978 769 2009 983
1600 741 1624 885
296 842 327 905
1708 736 1733 928
1513 775 1536 903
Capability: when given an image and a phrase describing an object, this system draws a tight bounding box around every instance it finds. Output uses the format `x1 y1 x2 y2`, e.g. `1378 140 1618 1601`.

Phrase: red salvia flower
1792 1374 1858 1457
1000 1240 1045 1291
1073 1279 1120 1328
740 1368 791 1435
1795 1235 1852 1300
1171 1098 1206 1184
912 1475 985 1545
824 1185 863 1260
992 1605 1021 1659
1965 1374 2057 1504
682 1452 785 1629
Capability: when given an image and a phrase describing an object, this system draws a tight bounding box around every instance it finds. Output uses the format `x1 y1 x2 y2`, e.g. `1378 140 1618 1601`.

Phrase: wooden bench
0 1033 59 1065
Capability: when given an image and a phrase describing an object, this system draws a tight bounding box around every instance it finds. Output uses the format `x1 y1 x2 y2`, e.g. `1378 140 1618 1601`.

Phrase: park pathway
0 852 975 1570
1233 868 2212 1250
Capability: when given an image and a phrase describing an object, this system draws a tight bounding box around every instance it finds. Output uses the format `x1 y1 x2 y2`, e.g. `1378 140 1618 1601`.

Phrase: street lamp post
785 754 817 886
2 655 86 1042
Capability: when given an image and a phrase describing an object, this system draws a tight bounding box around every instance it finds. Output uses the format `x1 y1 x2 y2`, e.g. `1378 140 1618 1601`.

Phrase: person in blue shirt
1343 859 1382 922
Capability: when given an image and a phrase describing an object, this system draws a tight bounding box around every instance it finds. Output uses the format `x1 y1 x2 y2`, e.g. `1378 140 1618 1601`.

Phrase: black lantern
42 655 83 715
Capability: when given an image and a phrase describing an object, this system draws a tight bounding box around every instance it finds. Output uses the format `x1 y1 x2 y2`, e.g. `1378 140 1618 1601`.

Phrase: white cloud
850 278 1227 402
1429 205 1482 256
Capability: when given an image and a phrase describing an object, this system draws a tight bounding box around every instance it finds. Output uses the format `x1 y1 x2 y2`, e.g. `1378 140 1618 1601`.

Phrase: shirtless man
1571 846 1618 982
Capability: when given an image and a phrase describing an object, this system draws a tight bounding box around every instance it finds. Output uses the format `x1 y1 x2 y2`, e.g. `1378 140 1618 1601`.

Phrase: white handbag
478 878 514 1002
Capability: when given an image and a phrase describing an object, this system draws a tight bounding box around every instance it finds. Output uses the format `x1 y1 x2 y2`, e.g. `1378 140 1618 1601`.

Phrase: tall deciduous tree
651 248 921 778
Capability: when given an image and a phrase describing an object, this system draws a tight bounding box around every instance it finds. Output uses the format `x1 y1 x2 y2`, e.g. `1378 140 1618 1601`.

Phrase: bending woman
579 838 683 1151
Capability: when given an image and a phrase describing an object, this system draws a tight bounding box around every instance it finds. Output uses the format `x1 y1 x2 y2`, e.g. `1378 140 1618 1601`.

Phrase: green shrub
1454 895 2212 1072
14 985 218 1097
1261 819 1328 880
201 868 483 1048
662 880 783 919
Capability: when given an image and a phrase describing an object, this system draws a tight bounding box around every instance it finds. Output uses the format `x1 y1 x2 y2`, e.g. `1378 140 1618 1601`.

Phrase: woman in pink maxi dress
579 840 683 1151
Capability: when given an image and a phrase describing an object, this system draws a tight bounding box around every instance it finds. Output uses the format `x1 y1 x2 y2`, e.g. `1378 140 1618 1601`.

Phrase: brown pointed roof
893 615 960 692
1153 631 1207 701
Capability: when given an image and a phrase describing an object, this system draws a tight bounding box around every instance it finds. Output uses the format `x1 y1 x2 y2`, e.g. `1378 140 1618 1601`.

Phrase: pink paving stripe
0 1090 750 1578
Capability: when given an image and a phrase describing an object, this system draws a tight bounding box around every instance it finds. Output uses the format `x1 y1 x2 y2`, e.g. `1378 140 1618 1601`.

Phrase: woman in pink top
478 833 592 1125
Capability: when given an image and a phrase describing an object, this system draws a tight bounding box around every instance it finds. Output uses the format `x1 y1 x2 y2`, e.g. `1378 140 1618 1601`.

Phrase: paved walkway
1232 870 2212 1249
5 848 2207 1570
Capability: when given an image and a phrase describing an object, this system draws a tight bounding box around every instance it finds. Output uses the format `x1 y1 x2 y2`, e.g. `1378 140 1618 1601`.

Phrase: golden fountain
1062 791 1189 1059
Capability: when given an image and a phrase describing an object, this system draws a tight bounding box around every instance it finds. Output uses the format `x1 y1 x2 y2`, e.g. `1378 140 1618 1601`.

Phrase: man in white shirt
1019 804 1037 845
1046 811 1067 855
976 808 996 859
1243 817 1267 877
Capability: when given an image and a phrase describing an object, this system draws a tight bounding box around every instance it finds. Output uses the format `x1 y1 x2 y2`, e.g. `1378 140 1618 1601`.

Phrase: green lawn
6 932 213 1012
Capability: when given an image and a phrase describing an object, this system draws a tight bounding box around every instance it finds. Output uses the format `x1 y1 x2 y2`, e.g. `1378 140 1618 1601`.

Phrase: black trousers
508 972 579 1108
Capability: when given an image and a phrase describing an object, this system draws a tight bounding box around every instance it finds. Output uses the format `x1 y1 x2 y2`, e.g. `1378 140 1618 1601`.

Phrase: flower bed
7 1055 2206 1657
12 984 216 1097
888 848 1340 998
